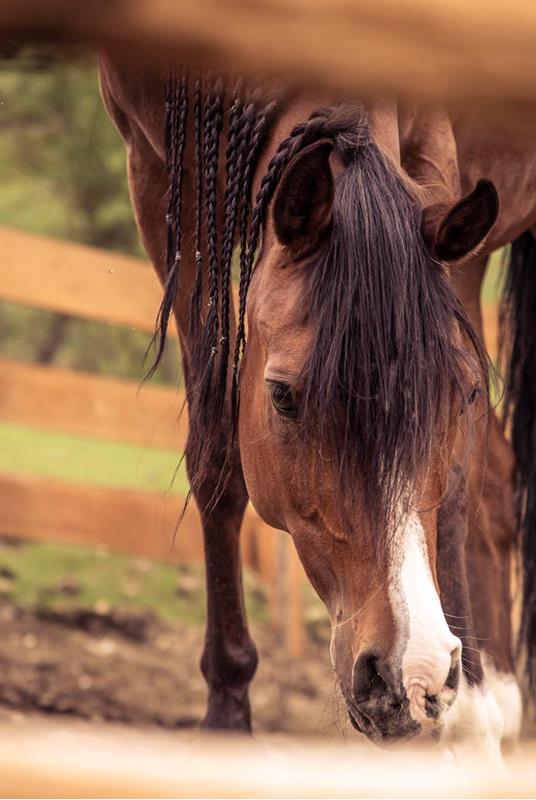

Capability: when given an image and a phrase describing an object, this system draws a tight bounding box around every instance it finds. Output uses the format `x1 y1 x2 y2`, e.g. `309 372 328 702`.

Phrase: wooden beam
0 714 535 798
2 0 536 123
0 472 272 572
0 472 196 563
0 472 291 639
0 357 186 451
287 541 305 658
0 226 162 334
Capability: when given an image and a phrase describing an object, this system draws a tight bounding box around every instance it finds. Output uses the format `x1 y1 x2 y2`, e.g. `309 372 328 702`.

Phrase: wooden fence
0 225 307 655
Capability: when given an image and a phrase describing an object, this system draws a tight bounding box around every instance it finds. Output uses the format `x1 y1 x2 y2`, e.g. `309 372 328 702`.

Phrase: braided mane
153 71 488 524
151 70 283 505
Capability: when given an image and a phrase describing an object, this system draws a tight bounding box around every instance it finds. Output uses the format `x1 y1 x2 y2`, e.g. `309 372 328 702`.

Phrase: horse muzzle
342 650 461 743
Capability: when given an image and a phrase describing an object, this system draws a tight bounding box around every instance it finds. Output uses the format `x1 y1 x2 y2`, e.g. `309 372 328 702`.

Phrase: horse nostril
444 647 462 697
445 644 462 691
352 651 389 705
424 693 443 720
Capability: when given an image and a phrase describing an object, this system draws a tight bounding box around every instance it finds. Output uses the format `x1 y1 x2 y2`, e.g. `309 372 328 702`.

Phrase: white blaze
390 511 461 725
388 510 518 758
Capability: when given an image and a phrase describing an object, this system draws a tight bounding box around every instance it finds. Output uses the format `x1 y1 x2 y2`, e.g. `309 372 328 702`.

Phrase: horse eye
467 386 479 405
268 381 298 419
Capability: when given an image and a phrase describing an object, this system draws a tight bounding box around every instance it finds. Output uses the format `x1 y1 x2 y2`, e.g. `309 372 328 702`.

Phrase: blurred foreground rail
0 711 535 798
2 0 536 130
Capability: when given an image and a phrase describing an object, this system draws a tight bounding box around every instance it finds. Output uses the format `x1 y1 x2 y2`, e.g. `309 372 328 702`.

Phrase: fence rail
0 225 306 656
0 226 162 333
0 715 534 798
2 1 536 131
0 357 186 449
0 472 276 575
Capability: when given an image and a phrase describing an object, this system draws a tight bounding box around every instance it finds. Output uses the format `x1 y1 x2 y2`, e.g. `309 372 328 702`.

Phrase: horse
98 56 532 755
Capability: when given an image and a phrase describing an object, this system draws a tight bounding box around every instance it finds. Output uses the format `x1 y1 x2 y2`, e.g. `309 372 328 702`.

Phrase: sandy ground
1 600 536 797
0 602 344 737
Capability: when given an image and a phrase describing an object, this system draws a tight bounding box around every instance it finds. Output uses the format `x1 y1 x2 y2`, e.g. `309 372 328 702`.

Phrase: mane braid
218 78 245 399
189 68 204 337
146 66 188 380
230 92 279 420
150 71 280 508
183 74 227 505
202 74 224 370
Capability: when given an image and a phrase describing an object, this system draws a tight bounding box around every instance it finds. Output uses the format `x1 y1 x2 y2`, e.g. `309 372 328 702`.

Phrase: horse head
238 107 498 742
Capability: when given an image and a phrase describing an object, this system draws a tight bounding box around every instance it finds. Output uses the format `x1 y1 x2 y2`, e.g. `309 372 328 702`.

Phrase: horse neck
251 92 335 198
253 96 461 211
366 98 401 162
397 105 462 206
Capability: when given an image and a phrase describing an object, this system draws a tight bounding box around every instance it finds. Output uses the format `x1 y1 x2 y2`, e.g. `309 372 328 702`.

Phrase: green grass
0 538 267 624
0 421 189 495
0 421 272 626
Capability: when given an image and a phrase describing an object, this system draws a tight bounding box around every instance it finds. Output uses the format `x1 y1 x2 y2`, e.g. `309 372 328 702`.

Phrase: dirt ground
0 602 344 737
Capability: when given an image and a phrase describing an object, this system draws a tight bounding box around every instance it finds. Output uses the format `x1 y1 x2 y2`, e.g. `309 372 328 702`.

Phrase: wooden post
287 541 305 658
272 532 290 643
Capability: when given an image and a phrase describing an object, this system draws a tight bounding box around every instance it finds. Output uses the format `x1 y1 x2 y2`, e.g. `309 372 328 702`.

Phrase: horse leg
437 464 504 759
195 454 258 730
123 128 258 731
452 256 522 748
465 413 522 747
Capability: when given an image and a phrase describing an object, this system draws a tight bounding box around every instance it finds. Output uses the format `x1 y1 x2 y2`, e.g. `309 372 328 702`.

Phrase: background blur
0 49 175 379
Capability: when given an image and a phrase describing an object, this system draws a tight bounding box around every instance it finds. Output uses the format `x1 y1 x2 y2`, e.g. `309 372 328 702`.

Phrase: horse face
238 136 495 743
240 251 462 742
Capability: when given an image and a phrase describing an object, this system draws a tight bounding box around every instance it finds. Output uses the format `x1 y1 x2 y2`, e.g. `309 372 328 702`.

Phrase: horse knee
200 635 258 731
200 634 258 691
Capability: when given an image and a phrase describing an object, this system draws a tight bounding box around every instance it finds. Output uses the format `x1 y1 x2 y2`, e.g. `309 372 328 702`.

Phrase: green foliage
0 52 140 253
0 51 181 383
481 247 507 304
0 300 181 386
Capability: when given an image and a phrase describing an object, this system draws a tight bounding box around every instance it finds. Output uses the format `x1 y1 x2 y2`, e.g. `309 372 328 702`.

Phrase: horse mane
150 69 281 506
154 70 488 523
500 231 536 694
299 128 488 530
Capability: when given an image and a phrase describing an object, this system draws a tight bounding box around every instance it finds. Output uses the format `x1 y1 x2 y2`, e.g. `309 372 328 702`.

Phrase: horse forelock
296 130 487 533
157 78 487 520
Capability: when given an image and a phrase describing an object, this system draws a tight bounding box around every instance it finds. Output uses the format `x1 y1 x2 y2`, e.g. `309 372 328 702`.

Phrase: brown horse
99 58 530 755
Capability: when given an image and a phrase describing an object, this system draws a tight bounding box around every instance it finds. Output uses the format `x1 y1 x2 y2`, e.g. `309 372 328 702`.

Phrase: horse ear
273 138 334 253
423 179 499 263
